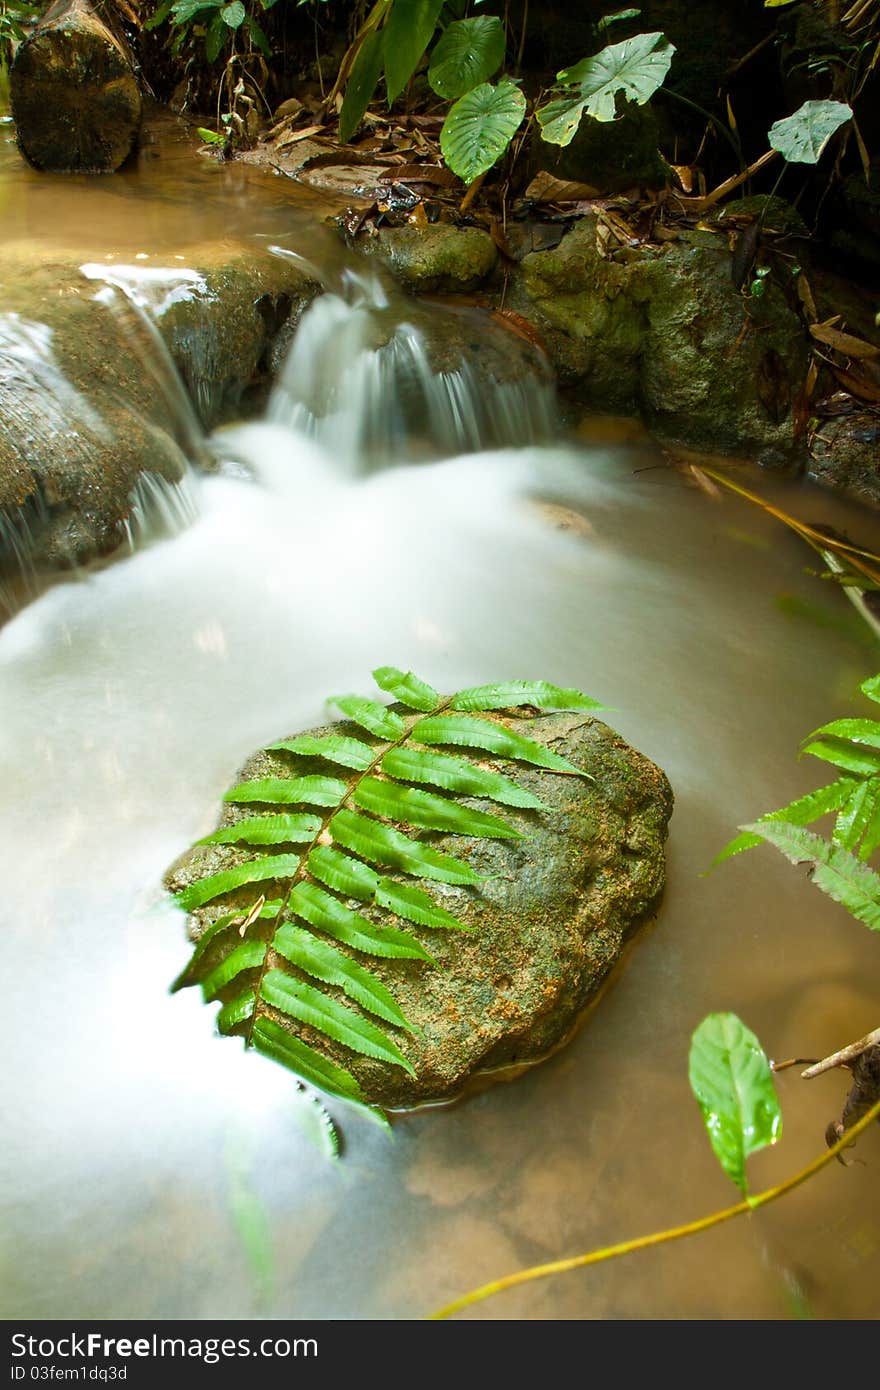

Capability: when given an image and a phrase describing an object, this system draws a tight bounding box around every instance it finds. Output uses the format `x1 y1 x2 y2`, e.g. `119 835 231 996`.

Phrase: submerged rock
166 712 672 1110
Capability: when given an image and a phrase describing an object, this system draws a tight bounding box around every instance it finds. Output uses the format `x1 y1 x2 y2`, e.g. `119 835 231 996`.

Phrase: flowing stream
1 119 879 1321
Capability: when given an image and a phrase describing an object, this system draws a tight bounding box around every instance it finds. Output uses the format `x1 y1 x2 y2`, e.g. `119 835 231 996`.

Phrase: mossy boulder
165 711 672 1110
356 224 498 294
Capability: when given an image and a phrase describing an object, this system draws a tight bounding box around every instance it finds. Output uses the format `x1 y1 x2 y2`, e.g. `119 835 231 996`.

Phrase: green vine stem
429 1095 880 1320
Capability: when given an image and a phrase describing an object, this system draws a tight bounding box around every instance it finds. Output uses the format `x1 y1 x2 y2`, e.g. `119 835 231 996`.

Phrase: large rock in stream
165 712 672 1110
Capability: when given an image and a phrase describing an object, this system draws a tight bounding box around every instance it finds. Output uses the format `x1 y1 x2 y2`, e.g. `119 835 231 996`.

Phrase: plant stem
429 1095 880 1319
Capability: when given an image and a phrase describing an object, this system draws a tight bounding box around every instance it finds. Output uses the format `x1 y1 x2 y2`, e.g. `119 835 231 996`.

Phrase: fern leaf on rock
166 667 603 1119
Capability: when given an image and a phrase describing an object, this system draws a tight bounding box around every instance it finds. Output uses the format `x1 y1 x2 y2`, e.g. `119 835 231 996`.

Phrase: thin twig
801 1027 880 1078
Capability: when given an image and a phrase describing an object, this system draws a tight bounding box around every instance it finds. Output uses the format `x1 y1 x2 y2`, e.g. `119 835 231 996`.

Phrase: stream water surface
1 117 879 1321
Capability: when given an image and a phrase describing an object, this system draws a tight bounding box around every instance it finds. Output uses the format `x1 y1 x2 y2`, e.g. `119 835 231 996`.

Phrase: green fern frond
168 667 603 1120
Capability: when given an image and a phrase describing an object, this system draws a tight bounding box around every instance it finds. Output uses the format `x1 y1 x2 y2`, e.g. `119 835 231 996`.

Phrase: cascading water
2 214 880 1321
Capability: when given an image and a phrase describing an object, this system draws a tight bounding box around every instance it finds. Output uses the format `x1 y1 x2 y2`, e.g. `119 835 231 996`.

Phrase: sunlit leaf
216 989 256 1033
689 1013 781 1194
171 912 241 991
861 675 880 705
381 746 547 809
413 714 589 775
451 680 606 713
224 776 348 806
200 940 267 1001
267 734 375 770
198 813 321 846
834 779 880 853
440 80 526 183
176 854 301 911
221 0 245 27
801 738 880 776
272 925 411 1029
306 846 379 900
768 99 852 164
261 968 415 1073
428 15 505 98
805 718 880 751
329 694 405 740
375 877 469 931
372 665 439 711
330 808 485 884
711 778 858 866
253 1018 375 1113
741 820 880 930
354 775 520 838
286 884 434 959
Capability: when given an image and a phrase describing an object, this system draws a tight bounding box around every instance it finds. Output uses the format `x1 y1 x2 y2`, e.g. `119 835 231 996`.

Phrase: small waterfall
122 469 201 552
268 266 556 473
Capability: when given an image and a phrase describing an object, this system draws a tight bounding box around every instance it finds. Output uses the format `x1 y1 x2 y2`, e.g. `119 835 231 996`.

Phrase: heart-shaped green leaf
537 31 674 145
440 80 526 184
428 15 505 99
768 99 852 164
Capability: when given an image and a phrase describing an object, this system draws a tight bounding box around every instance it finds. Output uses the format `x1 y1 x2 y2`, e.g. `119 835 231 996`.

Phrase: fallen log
10 0 143 173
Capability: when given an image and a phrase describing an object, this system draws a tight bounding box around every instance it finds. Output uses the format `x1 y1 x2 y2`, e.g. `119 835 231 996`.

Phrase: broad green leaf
861 675 880 705
200 940 267 1001
354 775 520 838
198 813 321 846
330 808 484 884
383 0 446 105
287 882 434 959
272 925 411 1029
261 968 415 1073
451 680 605 713
440 80 526 183
372 665 439 711
382 746 547 809
307 846 379 900
537 31 674 145
171 0 222 23
339 27 385 143
170 912 241 991
428 15 505 99
412 714 589 776
768 99 852 164
376 877 469 931
689 1013 781 1194
834 779 880 853
216 989 255 1033
221 0 245 26
176 854 301 912
741 820 880 931
245 14 271 58
268 734 375 770
711 778 858 866
805 718 880 751
205 10 226 61
252 1017 367 1106
330 694 404 740
224 776 348 806
801 738 880 776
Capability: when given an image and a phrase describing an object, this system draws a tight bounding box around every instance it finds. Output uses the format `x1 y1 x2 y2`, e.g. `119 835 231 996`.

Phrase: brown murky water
1 115 878 1322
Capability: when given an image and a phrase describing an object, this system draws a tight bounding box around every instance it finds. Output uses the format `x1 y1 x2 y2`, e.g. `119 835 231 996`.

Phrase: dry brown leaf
669 163 695 193
407 203 429 231
796 274 818 323
810 322 880 359
275 124 327 149
524 171 601 203
831 361 880 404
377 163 459 187
489 309 548 355
273 97 304 121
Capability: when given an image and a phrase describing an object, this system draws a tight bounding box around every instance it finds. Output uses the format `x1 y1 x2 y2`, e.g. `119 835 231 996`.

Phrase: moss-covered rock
809 414 880 506
355 224 498 294
165 711 672 1110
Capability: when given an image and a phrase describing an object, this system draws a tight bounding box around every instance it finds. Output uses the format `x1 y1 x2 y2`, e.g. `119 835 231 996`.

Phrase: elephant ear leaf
768 99 852 164
167 668 604 1123
537 31 675 145
440 80 527 184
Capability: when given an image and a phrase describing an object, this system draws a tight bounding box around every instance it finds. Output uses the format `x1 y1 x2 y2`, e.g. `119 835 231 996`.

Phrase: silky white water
2 173 879 1319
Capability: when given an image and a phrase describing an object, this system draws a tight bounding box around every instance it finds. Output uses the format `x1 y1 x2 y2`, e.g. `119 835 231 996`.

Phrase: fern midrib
242 695 454 1049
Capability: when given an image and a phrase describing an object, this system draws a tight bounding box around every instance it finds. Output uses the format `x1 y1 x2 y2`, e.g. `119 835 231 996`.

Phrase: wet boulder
355 224 498 294
166 712 673 1110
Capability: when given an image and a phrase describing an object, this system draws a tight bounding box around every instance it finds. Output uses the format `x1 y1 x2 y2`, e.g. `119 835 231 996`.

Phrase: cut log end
11 3 142 173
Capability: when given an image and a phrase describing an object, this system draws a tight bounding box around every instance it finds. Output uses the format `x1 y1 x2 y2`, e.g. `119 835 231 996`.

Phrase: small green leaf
805 718 880 751
741 820 880 931
268 734 375 770
330 808 484 885
201 940 267 1001
597 8 642 32
440 80 526 183
170 912 241 991
252 1018 374 1112
197 126 226 146
216 989 256 1033
372 665 439 711
171 0 222 23
834 779 880 853
428 15 505 98
376 877 469 931
339 27 385 143
286 884 434 959
330 695 405 740
176 854 301 911
861 675 880 705
383 0 445 106
801 738 880 776
711 778 858 867
451 680 605 713
198 813 322 846
382 746 546 809
354 776 521 838
245 14 271 58
272 925 412 1029
689 1013 781 1194
306 846 379 900
537 31 674 145
224 776 348 806
261 968 415 1073
413 714 589 776
221 0 244 23
768 99 852 165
